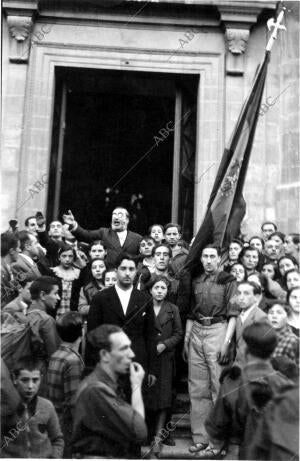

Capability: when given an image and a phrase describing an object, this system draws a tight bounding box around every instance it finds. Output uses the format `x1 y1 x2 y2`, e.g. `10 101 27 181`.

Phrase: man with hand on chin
72 324 148 458
63 207 142 266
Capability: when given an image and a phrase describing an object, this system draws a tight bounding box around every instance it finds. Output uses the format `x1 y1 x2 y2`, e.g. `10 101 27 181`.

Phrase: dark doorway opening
48 68 197 239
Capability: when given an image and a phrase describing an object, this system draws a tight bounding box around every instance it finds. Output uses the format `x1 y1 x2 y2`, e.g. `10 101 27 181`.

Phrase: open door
172 78 198 242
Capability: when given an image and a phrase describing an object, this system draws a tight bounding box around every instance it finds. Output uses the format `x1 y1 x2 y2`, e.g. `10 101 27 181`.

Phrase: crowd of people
1 207 299 459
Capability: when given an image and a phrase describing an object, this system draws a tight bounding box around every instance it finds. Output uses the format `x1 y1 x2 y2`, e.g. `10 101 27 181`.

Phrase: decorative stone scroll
225 28 250 55
7 15 33 62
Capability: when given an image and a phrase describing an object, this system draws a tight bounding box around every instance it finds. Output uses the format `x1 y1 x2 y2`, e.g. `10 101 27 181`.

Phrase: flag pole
266 8 286 51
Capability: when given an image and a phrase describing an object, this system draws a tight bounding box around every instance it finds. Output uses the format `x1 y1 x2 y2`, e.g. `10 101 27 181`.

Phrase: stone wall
1 1 298 236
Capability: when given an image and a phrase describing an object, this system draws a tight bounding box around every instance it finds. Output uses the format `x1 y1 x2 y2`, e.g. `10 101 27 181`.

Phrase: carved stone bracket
217 2 276 75
225 28 250 55
3 1 38 63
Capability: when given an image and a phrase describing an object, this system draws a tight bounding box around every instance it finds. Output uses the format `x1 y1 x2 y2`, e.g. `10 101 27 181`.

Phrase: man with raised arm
63 208 142 266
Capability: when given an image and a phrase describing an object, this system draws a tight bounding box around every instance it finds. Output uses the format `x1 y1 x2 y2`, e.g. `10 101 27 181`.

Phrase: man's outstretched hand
63 210 76 227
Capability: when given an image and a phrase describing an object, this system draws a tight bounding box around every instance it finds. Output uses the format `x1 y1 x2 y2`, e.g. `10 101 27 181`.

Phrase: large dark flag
185 51 270 273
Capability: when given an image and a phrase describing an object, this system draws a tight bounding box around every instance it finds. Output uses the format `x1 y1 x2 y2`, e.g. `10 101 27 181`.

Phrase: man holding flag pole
180 7 286 457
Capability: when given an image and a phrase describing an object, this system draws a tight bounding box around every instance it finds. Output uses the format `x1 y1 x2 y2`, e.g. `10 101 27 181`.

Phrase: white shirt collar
115 284 133 315
240 303 257 323
116 229 127 246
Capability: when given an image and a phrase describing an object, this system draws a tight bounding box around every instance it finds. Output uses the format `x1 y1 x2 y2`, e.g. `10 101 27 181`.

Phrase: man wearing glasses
63 207 142 266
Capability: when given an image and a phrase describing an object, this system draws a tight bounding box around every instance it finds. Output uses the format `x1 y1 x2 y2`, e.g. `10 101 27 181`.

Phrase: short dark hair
1 232 19 257
266 301 291 316
115 252 137 268
238 280 262 295
18 230 33 252
56 312 82 342
30 276 59 300
140 236 155 245
249 236 264 248
202 244 221 256
243 322 277 358
89 240 106 251
57 242 76 259
87 324 122 356
164 223 182 233
152 243 172 258
13 357 44 378
148 224 164 234
24 216 36 227
229 239 244 248
261 221 277 232
239 246 260 260
269 231 285 243
147 275 170 291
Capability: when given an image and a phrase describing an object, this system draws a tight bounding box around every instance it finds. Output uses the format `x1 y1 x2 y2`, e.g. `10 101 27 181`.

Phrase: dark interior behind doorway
50 69 175 234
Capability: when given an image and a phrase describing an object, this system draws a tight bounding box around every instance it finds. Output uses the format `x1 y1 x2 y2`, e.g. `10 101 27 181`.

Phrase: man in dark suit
87 253 157 386
63 208 142 266
11 231 42 280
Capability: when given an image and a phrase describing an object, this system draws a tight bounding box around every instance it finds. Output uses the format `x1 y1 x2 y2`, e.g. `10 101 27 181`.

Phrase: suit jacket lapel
122 231 131 250
112 287 126 320
157 301 173 327
126 289 142 318
109 229 122 250
236 315 243 341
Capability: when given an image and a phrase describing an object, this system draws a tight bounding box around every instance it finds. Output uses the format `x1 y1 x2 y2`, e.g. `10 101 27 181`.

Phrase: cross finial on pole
266 8 286 51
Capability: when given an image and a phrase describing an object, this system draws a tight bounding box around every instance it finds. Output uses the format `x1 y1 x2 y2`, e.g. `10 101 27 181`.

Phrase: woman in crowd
146 276 182 453
51 244 80 317
287 287 300 336
261 262 279 281
149 224 164 245
249 236 264 253
103 268 117 287
284 269 300 291
238 246 260 277
230 262 246 283
78 258 106 317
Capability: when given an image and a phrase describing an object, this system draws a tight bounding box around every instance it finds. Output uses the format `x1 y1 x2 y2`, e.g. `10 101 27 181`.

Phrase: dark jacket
246 380 299 460
37 230 66 267
205 360 290 457
87 286 157 375
72 365 147 458
147 301 183 409
73 226 142 266
1 395 64 458
27 303 61 362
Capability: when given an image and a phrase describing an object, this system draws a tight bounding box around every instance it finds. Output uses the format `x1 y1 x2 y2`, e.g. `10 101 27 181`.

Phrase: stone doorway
48 68 197 238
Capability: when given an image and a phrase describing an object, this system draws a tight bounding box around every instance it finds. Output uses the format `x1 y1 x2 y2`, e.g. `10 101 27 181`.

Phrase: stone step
158 437 214 459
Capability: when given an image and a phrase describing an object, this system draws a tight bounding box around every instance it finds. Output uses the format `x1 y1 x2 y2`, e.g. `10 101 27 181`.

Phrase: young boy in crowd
267 301 299 363
47 312 84 457
1 358 64 458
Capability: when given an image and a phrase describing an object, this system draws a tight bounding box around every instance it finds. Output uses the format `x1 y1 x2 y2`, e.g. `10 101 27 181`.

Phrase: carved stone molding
225 28 250 55
3 1 38 63
7 15 32 41
217 2 276 74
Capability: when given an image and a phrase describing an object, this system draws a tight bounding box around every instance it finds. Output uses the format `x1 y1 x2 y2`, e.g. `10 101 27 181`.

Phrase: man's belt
195 315 226 326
